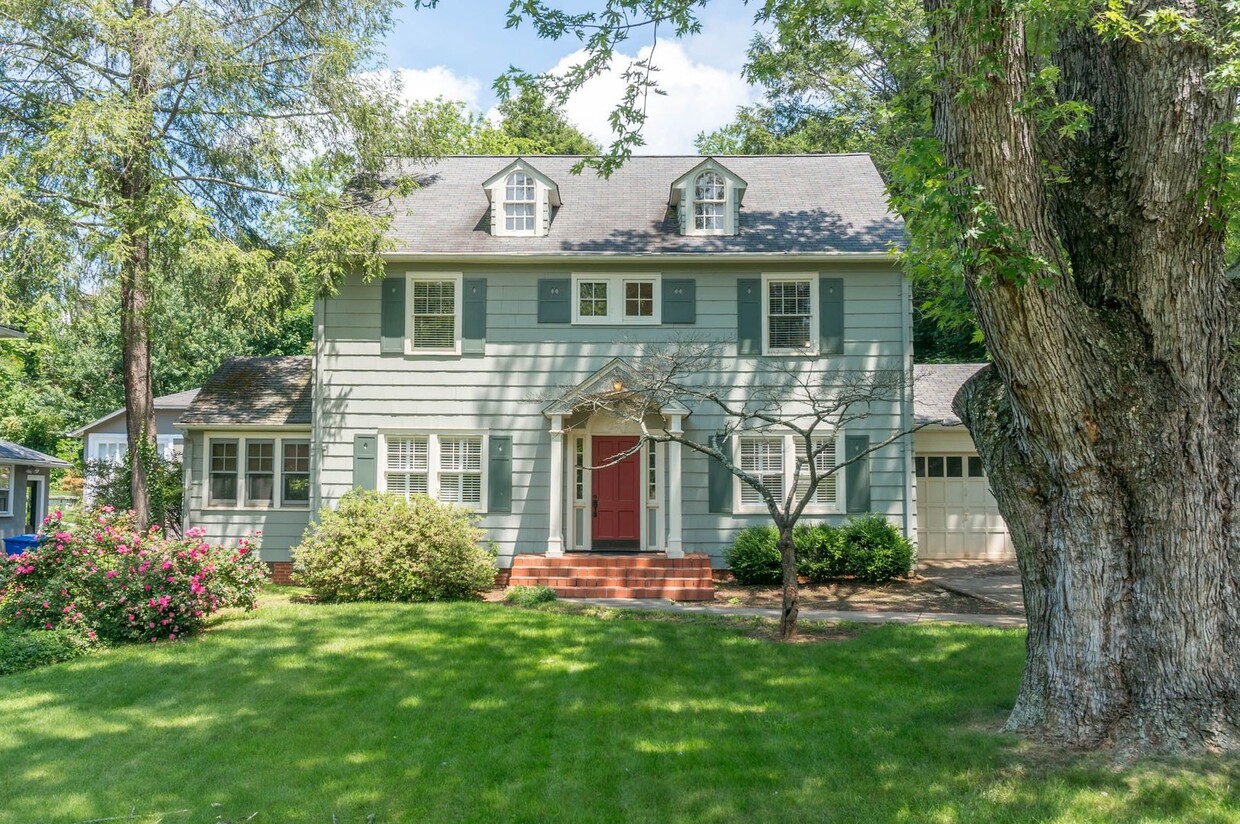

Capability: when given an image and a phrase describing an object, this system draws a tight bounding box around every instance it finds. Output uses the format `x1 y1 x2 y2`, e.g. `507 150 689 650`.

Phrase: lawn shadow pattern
1 598 1238 823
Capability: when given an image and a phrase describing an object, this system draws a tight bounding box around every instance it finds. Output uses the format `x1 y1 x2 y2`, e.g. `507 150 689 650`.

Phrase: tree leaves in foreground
0 0 422 524
484 0 1240 756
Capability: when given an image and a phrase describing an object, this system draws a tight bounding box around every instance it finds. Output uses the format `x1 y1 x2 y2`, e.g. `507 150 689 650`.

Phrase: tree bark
927 0 1240 754
120 0 156 528
778 526 799 639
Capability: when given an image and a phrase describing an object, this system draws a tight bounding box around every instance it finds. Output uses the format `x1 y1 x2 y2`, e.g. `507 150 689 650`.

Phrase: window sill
761 348 819 358
205 504 309 513
571 318 662 326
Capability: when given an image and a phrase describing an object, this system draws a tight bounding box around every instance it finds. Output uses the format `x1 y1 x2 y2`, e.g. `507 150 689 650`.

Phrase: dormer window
504 172 537 233
669 158 747 237
483 159 561 238
694 171 726 231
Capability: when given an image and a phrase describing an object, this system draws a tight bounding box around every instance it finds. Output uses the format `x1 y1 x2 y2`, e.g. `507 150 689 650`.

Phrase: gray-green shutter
538 278 571 323
488 436 512 513
820 277 844 355
662 278 696 324
380 277 406 354
462 278 487 354
845 434 871 513
737 279 761 356
353 434 377 490
708 435 732 513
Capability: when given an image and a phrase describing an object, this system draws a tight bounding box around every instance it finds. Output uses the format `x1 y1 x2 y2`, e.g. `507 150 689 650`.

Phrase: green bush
724 526 782 585
504 585 557 606
292 489 497 602
840 514 915 583
795 523 848 583
0 627 96 676
85 439 183 534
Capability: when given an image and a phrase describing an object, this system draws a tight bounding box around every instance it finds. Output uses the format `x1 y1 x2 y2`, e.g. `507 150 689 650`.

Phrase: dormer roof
481 158 562 207
667 157 748 207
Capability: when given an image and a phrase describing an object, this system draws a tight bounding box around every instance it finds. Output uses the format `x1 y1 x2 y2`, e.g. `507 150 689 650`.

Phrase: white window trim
89 434 182 464
379 431 489 513
761 272 819 357
571 272 662 325
733 432 843 515
0 464 12 517
406 272 463 355
492 171 546 238
682 165 737 237
203 433 312 511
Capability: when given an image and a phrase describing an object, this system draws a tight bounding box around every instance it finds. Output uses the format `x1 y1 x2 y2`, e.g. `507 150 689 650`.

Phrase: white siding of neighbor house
182 430 313 561
313 260 912 568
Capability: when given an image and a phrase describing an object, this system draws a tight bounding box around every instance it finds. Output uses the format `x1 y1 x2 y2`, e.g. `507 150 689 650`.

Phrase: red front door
592 436 641 549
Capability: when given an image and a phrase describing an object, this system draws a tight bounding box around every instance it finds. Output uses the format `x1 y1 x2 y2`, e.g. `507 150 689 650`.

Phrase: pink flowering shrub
0 509 268 645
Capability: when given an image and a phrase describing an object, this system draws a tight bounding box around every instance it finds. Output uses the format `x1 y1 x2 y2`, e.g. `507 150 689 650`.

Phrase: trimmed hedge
724 515 914 585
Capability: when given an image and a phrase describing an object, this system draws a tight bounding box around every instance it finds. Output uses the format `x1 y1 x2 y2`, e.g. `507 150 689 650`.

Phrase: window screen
411 280 456 349
209 440 238 505
768 280 812 350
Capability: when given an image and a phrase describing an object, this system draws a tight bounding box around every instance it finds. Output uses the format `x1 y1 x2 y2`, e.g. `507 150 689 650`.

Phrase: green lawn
2 592 1238 823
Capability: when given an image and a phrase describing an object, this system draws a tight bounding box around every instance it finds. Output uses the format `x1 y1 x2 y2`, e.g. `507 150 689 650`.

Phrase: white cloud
382 66 485 110
551 42 756 154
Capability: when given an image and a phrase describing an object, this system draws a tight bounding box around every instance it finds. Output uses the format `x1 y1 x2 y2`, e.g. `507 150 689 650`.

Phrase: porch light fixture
612 378 624 393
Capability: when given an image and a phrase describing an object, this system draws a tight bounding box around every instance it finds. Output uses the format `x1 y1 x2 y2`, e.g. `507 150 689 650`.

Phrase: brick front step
509 553 715 602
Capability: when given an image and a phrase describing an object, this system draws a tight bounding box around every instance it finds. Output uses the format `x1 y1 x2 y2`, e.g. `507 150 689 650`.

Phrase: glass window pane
915 456 925 478
927 456 944 477
968 456 985 477
946 456 963 478
411 280 456 349
578 281 608 318
210 474 236 503
767 281 813 350
624 281 654 318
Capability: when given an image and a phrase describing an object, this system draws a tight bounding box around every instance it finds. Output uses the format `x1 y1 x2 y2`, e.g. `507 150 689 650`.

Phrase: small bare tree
547 340 920 639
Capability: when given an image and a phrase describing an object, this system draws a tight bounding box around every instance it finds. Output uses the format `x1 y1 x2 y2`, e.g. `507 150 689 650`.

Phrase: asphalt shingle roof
68 388 203 437
0 438 69 467
914 363 989 426
383 155 903 256
179 357 311 427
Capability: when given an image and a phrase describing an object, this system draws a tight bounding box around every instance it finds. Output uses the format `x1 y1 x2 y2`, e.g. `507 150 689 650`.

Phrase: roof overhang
0 324 26 340
380 251 897 264
543 358 691 418
175 423 312 432
482 158 563 207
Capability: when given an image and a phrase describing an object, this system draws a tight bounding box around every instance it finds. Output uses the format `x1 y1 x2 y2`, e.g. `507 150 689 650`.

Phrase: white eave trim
175 423 312 432
382 251 898 264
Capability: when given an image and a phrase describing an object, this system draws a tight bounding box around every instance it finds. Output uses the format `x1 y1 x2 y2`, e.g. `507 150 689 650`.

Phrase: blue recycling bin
3 534 39 556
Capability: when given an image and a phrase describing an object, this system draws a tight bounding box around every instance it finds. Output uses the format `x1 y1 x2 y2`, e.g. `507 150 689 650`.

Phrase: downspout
900 270 915 551
310 295 325 518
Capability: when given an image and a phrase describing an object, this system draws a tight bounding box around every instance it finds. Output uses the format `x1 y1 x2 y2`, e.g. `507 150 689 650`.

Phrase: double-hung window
764 275 817 354
209 440 239 506
503 172 537 233
738 437 784 508
694 171 727 232
438 436 482 505
383 433 486 509
410 277 459 352
736 433 842 512
207 435 311 509
245 440 275 507
282 441 311 506
572 273 661 324
0 465 11 515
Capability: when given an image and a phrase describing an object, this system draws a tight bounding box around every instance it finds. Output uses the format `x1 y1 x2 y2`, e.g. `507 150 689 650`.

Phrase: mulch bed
711 577 1020 615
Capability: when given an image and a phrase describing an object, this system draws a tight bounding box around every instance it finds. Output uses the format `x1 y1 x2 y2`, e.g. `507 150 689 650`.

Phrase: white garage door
915 454 1014 560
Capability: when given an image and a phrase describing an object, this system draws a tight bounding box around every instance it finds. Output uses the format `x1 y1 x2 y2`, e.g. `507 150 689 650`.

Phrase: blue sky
380 2 766 153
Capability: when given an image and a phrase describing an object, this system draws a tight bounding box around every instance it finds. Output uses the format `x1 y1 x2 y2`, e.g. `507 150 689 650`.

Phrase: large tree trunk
927 0 1240 754
777 526 799 639
121 0 156 528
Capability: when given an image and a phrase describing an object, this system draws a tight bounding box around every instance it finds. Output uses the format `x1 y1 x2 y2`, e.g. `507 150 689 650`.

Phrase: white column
547 414 566 557
666 413 685 558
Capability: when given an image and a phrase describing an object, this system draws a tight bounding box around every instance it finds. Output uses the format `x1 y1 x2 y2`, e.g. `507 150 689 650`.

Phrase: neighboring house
68 388 200 468
0 324 26 339
0 439 70 538
913 363 1014 560
179 154 915 583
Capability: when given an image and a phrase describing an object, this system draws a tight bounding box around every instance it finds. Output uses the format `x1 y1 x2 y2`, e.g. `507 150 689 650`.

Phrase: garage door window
919 454 986 478
969 457 984 477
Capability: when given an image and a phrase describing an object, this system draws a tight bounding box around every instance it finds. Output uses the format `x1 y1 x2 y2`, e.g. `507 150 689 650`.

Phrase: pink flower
106 570 117 578
161 560 172 571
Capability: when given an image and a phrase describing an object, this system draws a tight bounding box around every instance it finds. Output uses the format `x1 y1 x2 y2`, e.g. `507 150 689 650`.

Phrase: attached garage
913 365 1014 561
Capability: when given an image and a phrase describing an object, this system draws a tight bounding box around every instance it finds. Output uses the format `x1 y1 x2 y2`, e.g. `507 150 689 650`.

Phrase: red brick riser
508 553 715 601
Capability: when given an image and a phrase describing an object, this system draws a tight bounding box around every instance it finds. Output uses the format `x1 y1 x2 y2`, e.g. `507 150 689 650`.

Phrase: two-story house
177 154 927 592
